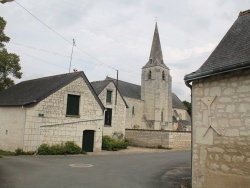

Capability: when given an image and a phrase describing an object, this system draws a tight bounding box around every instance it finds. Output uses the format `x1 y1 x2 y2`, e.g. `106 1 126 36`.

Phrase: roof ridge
20 71 82 83
239 9 250 17
105 76 141 87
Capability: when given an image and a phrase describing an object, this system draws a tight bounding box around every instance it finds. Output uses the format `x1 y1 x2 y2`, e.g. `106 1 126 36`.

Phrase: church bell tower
141 23 172 130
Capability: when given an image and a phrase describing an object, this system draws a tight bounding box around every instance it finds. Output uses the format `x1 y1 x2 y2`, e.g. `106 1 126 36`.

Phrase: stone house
0 71 105 152
91 79 128 137
0 23 190 153
184 10 250 188
91 23 190 132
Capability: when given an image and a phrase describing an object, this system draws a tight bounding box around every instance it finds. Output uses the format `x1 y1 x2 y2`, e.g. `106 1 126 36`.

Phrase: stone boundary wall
125 129 191 149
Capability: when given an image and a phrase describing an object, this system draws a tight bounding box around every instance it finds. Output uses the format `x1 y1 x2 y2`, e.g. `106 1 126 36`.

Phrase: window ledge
65 115 80 118
104 125 112 127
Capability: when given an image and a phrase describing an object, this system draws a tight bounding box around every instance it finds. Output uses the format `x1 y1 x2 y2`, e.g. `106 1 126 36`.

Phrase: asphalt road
0 150 191 188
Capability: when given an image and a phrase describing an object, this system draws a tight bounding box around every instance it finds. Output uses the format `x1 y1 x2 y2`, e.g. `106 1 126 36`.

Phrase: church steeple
143 22 168 68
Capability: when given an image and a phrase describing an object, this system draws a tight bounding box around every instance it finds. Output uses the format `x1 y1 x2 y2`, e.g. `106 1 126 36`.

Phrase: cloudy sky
1 0 249 102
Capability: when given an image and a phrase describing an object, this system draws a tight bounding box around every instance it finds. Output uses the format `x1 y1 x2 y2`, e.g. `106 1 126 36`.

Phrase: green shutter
66 94 80 115
105 108 112 125
106 90 112 103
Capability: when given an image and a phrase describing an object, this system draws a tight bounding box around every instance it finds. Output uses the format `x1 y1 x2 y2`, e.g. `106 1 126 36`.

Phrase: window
149 58 153 64
132 106 135 115
106 90 112 103
162 71 165 80
148 70 152 79
66 94 80 116
105 108 112 126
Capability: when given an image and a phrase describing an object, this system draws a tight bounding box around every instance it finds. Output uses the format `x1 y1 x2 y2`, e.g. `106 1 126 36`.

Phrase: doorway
82 130 94 152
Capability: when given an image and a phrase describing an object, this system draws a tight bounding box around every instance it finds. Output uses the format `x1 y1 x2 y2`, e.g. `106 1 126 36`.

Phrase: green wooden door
82 130 94 152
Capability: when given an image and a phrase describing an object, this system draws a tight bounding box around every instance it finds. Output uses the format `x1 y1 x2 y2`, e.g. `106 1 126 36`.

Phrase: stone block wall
97 82 126 137
124 97 145 129
192 69 250 188
40 120 103 152
125 129 191 149
0 107 25 152
23 77 104 152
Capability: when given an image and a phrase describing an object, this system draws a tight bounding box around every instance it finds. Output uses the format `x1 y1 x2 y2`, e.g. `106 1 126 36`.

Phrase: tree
183 100 191 116
0 16 22 92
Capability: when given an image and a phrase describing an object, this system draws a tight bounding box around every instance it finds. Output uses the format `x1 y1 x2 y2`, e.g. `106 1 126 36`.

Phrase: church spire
143 22 167 68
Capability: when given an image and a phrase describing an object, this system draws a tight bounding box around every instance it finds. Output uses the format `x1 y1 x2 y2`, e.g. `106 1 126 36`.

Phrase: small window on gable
105 108 112 126
106 90 112 103
162 71 165 80
66 94 80 116
149 58 153 64
148 70 152 79
132 106 135 115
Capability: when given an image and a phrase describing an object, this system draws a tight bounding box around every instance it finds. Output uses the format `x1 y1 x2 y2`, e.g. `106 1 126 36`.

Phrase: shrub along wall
125 129 191 149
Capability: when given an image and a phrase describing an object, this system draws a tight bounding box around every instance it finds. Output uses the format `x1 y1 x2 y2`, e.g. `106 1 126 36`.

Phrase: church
91 23 190 137
0 23 190 152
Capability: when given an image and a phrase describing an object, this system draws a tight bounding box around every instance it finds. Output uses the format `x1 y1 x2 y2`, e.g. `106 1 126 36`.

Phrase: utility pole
69 39 75 73
115 70 118 105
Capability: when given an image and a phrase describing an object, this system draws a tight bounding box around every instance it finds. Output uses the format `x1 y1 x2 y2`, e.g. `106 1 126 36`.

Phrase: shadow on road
161 163 191 188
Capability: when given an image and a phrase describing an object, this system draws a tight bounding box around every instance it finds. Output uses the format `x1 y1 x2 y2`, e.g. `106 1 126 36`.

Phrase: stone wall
192 69 250 188
23 77 104 152
141 66 173 130
0 107 26 151
125 129 191 149
124 97 145 129
97 82 127 137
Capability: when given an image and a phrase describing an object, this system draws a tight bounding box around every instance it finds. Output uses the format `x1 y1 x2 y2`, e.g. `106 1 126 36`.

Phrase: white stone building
0 72 104 152
184 9 250 188
91 23 190 133
0 23 190 152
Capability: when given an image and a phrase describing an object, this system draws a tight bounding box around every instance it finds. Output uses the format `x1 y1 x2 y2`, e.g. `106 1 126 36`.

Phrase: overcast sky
1 0 250 102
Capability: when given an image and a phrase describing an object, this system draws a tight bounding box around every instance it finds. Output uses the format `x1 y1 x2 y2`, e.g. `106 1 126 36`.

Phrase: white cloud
1 0 250 102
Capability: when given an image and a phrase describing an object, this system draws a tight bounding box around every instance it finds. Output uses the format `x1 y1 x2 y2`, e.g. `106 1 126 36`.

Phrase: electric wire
14 0 117 71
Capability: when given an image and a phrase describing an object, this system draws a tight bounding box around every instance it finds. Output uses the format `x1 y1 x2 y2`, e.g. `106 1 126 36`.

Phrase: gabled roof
0 71 105 110
143 23 168 69
172 93 187 110
185 9 250 81
91 78 129 108
92 77 186 110
104 77 141 99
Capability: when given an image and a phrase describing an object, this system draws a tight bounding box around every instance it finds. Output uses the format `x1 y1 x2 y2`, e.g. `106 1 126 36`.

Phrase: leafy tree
0 16 22 92
183 100 192 116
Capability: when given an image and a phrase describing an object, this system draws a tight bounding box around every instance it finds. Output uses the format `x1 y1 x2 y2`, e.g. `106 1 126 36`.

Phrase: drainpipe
185 80 193 184
102 109 107 137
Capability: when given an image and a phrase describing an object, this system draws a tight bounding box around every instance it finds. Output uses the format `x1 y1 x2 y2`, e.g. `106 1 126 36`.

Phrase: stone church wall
192 69 250 188
124 97 145 129
125 129 191 149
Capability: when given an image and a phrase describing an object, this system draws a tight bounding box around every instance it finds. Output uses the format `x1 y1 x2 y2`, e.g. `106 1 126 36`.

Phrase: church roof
0 71 104 110
92 77 186 110
172 93 187 110
143 23 168 69
185 9 250 81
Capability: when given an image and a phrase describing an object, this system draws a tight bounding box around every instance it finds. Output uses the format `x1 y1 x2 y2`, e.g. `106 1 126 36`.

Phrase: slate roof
172 93 187 110
92 77 186 110
185 9 250 81
0 71 104 110
91 78 129 108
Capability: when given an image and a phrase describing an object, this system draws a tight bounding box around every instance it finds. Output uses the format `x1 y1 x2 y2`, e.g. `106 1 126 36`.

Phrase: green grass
0 150 15 157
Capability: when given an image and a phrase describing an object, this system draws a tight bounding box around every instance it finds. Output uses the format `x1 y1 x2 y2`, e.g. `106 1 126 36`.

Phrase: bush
102 136 129 151
37 141 86 155
15 148 35 156
0 149 15 156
